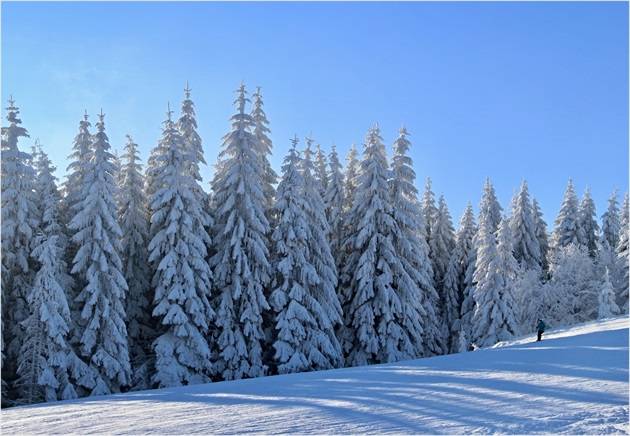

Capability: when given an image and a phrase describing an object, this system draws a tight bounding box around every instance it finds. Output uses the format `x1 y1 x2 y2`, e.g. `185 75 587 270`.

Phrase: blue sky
2 1 628 225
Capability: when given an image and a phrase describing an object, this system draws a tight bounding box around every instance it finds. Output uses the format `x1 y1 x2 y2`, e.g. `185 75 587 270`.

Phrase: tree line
2 82 628 407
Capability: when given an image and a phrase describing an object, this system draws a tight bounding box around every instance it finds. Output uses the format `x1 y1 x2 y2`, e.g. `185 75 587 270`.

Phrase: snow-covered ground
2 316 628 435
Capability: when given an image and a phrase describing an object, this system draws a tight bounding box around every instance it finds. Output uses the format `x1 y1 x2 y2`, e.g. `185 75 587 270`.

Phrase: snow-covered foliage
601 188 620 251
532 197 550 273
118 135 153 390
444 203 477 352
68 112 131 396
323 145 345 271
579 186 600 257
471 215 520 348
598 268 620 319
147 105 214 388
509 180 543 270
210 82 271 380
269 138 343 374
616 192 629 313
553 178 585 249
1 98 38 398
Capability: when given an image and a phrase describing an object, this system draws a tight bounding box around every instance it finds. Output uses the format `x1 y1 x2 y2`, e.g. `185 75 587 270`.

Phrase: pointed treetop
291 134 299 149
185 81 191 99
98 109 105 122
8 94 15 107
83 109 89 121
166 101 173 121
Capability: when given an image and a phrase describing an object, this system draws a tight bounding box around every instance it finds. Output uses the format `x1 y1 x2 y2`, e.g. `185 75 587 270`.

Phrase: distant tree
601 188 621 251
420 178 438 245
337 142 360 293
269 138 343 374
598 268 619 319
532 197 550 273
68 111 131 396
323 145 345 272
579 186 599 258
210 82 271 380
147 105 214 388
509 180 542 270
1 97 39 398
444 203 477 353
616 192 629 313
313 141 329 199
118 135 153 390
553 178 585 249
478 178 503 237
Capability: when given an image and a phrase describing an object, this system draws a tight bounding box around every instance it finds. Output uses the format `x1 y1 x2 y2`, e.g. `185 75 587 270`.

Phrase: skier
536 319 547 342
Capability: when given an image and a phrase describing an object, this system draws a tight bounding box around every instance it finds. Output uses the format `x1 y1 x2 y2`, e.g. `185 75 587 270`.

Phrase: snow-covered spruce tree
389 125 437 358
250 86 278 224
478 178 503 237
471 215 520 349
14 233 80 405
210 82 271 380
444 203 477 353
598 268 619 319
429 196 456 297
553 178 585 250
601 188 620 251
62 111 93 225
579 186 600 258
177 83 209 205
509 180 542 271
337 142 360 284
147 105 214 388
118 135 153 390
532 197 550 273
420 178 438 245
341 124 423 366
269 137 343 374
299 136 343 363
68 111 131 396
323 145 345 272
616 192 629 313
1 97 39 399
313 141 329 199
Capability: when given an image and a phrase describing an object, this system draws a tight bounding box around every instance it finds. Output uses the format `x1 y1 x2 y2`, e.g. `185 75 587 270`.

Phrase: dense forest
2 82 628 407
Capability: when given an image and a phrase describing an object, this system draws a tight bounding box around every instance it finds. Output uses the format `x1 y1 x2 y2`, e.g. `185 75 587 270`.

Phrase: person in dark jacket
536 319 547 341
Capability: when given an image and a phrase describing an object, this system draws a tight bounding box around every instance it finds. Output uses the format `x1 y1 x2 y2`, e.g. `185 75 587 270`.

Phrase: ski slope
2 316 628 434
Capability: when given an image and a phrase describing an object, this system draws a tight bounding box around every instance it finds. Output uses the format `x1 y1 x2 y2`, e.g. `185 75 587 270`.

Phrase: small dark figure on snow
536 319 546 341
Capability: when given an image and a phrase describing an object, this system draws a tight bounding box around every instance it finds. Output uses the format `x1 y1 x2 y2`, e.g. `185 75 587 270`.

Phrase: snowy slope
2 316 628 435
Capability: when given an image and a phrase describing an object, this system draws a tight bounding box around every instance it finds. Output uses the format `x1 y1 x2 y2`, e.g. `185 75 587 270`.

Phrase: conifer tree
532 197 550 273
269 138 343 374
579 186 599 258
250 86 278 223
148 105 214 388
313 141 329 199
210 82 271 380
323 145 345 271
601 188 621 251
444 204 477 353
598 268 619 319
1 97 39 397
471 215 520 348
337 142 360 290
68 111 131 396
616 192 629 313
118 135 153 389
62 111 93 225
509 180 542 270
421 178 438 244
389 126 436 358
553 178 585 249
479 178 503 237
341 125 421 366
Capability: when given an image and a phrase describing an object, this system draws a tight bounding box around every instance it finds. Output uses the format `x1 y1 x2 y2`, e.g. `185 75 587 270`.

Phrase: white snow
2 316 628 434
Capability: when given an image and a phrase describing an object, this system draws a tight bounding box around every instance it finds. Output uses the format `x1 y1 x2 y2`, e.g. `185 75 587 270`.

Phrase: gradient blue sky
2 1 628 225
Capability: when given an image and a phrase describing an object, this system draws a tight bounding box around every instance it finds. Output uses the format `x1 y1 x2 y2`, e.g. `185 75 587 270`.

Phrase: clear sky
2 1 628 226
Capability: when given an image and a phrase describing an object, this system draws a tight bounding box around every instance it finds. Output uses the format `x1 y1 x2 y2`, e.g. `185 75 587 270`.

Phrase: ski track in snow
2 316 628 435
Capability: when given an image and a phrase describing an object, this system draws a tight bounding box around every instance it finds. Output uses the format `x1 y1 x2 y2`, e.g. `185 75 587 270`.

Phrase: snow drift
2 316 628 435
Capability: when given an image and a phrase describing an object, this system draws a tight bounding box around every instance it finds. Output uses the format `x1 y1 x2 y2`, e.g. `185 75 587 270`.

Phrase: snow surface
2 316 628 435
